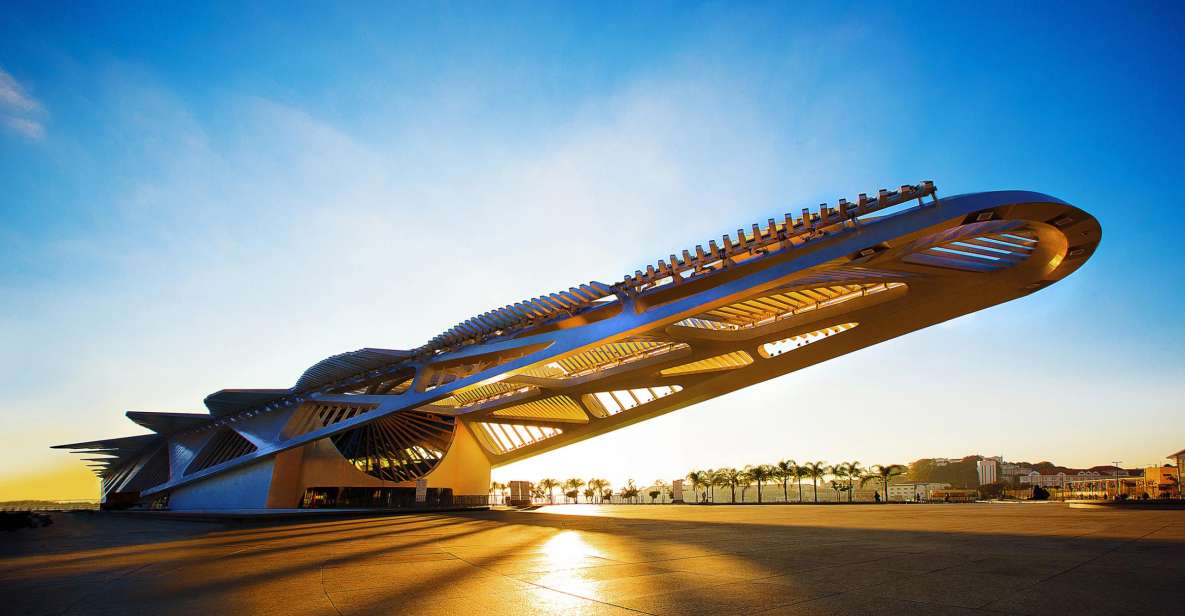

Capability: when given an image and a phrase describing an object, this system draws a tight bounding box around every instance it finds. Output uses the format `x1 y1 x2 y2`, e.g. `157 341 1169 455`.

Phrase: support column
423 422 491 499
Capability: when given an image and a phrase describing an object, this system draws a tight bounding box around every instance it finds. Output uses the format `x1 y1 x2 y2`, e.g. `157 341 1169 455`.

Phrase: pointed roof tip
51 433 160 451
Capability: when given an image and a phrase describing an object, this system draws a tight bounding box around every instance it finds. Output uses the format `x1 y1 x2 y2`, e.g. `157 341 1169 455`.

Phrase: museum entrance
299 486 454 509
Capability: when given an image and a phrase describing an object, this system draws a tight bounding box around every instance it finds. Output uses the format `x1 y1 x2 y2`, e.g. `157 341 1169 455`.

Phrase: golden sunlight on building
52 184 1103 512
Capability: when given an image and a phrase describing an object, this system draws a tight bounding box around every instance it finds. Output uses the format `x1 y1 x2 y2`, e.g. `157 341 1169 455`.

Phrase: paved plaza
2 503 1182 615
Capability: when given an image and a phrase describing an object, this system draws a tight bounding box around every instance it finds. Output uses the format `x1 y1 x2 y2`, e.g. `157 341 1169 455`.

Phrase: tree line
489 478 653 504
491 460 909 504
686 461 906 503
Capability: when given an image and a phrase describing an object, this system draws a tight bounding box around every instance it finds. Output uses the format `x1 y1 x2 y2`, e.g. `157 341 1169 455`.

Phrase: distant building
887 482 950 502
1140 466 1180 499
670 479 684 503
999 462 1032 480
1020 468 1126 488
977 459 998 485
1169 448 1185 493
1021 471 1066 488
508 480 533 506
1063 477 1142 499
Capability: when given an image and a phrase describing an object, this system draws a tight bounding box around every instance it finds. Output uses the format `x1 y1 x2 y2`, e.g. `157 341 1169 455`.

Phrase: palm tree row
491 477 637 504
684 461 908 504
492 461 910 505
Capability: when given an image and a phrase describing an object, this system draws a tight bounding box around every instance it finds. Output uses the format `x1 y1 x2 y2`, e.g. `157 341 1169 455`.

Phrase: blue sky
2 2 1183 498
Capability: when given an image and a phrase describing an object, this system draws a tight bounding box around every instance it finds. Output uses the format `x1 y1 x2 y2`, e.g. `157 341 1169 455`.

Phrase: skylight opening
931 246 1001 261
759 323 858 358
1000 232 1037 244
674 283 903 330
659 351 754 376
584 385 683 416
475 421 563 455
950 240 1011 255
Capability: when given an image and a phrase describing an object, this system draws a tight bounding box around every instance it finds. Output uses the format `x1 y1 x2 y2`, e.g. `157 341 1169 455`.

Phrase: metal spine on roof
292 348 413 391
420 184 936 353
424 281 616 351
203 389 291 417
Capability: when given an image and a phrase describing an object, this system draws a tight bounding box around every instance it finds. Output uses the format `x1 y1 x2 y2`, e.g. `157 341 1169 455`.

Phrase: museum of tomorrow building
55 183 1101 510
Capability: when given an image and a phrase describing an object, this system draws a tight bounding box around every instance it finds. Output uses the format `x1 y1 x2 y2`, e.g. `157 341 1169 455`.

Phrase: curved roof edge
293 348 413 391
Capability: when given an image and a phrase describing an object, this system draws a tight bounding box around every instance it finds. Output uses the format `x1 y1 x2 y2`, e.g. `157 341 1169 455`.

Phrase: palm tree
588 478 609 503
791 462 809 502
686 470 708 503
749 464 774 504
863 464 907 502
775 459 796 502
738 468 753 502
563 478 586 503
538 478 560 504
845 461 864 502
803 461 827 503
828 462 846 486
713 469 733 504
828 463 849 503
582 486 596 502
717 467 740 502
703 469 719 503
489 481 506 505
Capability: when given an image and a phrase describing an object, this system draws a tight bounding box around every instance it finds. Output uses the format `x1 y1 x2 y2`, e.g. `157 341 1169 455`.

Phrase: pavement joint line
975 523 1172 612
895 597 1011 614
1023 522 1169 585
320 561 344 616
784 559 945 609
759 549 1008 614
749 589 846 614
628 567 825 612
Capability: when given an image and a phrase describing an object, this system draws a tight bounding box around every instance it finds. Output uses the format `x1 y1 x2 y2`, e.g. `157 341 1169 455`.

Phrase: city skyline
3 3 1184 501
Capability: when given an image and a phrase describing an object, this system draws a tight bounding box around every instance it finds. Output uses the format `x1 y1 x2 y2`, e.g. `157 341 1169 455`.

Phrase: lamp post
1111 460 1122 500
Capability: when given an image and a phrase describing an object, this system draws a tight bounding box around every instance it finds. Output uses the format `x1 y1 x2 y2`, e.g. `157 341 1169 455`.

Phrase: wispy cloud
2 115 44 139
0 67 46 139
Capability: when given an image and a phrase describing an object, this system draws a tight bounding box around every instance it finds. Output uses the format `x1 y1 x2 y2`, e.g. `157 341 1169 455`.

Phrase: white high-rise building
977 458 999 485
